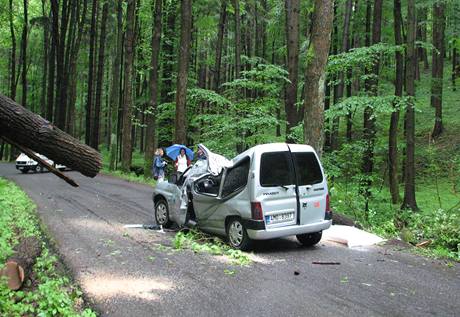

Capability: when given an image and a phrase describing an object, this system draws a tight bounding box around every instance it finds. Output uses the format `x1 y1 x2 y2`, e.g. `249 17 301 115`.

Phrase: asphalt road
1 163 459 317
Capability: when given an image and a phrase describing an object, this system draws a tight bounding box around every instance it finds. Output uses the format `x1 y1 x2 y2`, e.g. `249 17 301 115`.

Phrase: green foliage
173 230 252 266
0 179 96 316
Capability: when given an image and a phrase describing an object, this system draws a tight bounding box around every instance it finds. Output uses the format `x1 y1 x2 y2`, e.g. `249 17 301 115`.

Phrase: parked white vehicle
15 153 66 174
153 144 332 250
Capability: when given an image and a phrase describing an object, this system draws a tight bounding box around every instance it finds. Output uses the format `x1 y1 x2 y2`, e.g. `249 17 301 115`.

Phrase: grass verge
0 178 96 317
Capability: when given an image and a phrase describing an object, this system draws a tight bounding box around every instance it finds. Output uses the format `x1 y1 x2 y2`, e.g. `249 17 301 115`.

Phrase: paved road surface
1 163 459 317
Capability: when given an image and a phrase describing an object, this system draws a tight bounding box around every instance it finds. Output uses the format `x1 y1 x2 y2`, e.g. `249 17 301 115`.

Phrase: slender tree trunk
47 3 58 122
453 47 458 91
144 0 162 177
431 2 446 139
86 0 98 145
362 0 383 213
402 0 418 211
9 0 16 101
174 0 192 144
389 0 403 205
303 0 334 157
160 0 177 103
40 0 49 118
284 0 300 142
21 0 28 109
109 0 123 170
233 0 241 79
121 0 136 172
214 0 227 92
91 1 108 150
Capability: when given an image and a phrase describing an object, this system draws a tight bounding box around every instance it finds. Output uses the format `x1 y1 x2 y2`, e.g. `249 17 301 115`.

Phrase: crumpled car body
152 143 332 250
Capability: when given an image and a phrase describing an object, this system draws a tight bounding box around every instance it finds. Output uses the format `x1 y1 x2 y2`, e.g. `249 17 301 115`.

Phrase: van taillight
325 193 332 220
251 202 263 220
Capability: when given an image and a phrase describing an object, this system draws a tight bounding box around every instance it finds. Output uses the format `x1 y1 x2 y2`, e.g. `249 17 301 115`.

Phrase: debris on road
416 240 432 248
323 225 385 248
312 261 341 265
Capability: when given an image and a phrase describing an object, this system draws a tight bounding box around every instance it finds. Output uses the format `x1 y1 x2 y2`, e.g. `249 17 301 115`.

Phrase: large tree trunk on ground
430 2 446 139
284 0 301 142
144 0 162 178
121 0 136 172
402 0 418 211
0 94 102 177
0 237 41 290
303 0 334 157
174 0 192 144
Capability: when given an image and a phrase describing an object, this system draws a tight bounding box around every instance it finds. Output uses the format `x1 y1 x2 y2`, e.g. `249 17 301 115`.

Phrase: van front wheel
227 218 252 251
296 231 322 247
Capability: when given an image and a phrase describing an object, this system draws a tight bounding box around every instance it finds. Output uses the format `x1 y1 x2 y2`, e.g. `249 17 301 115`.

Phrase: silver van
152 144 332 250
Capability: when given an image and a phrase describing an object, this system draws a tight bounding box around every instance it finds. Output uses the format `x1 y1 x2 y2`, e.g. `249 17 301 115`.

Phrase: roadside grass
173 230 252 266
0 178 96 316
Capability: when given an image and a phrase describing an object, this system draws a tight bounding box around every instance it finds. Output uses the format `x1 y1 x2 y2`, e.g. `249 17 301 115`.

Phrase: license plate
18 167 24 170
265 212 294 224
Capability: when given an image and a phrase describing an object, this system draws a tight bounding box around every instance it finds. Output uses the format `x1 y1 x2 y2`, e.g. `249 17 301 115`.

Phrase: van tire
35 165 43 173
296 231 322 247
20 169 28 174
226 218 252 251
155 199 172 228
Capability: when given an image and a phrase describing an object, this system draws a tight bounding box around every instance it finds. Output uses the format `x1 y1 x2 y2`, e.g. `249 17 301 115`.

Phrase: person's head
155 148 164 156
180 148 186 156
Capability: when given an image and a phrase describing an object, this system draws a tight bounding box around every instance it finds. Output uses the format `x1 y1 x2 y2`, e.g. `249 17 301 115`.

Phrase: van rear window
293 152 323 185
260 152 294 187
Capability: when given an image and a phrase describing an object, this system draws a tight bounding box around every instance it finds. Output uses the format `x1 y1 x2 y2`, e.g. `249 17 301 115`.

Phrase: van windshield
292 152 323 185
260 152 295 187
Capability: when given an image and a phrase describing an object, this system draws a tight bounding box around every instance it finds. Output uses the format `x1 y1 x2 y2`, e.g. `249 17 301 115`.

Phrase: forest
0 0 459 259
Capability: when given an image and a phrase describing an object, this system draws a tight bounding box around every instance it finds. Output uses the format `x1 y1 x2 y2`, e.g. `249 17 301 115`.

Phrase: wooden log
332 212 362 229
0 93 101 177
0 237 42 290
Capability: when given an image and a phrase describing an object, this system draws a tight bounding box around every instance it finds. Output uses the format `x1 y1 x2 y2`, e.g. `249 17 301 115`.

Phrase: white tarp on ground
323 225 385 248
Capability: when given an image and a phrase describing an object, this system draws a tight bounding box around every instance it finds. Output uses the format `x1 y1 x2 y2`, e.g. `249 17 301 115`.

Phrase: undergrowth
173 230 252 266
0 178 96 316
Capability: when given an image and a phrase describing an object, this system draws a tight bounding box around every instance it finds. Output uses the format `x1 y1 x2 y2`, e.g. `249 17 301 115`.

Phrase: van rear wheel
227 218 252 251
296 231 322 247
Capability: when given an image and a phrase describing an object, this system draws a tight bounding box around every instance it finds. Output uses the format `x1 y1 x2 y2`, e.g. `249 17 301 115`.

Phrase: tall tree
214 0 227 92
144 0 163 177
402 0 418 211
389 0 403 204
47 0 59 122
284 0 301 142
109 0 123 170
85 0 98 145
303 0 334 157
174 0 192 144
160 0 177 103
362 0 383 212
430 1 446 139
121 0 137 172
91 1 109 150
40 0 49 118
21 0 28 108
232 0 241 79
8 0 16 101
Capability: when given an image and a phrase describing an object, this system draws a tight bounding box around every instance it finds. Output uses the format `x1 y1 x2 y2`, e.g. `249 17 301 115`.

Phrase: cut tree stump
0 237 42 290
0 93 102 178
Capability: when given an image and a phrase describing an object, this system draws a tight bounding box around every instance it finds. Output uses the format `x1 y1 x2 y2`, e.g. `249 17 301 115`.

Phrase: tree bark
9 0 16 102
92 1 109 150
232 0 242 79
47 2 59 122
121 0 136 172
389 0 403 205
214 0 227 92
0 94 102 177
86 0 98 145
21 0 28 109
402 0 418 211
303 0 334 157
144 0 162 178
160 0 177 104
284 0 301 142
40 0 49 118
430 2 446 139
174 0 192 144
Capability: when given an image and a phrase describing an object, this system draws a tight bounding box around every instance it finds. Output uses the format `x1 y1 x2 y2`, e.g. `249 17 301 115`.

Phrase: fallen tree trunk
0 237 42 290
332 212 362 228
0 93 101 177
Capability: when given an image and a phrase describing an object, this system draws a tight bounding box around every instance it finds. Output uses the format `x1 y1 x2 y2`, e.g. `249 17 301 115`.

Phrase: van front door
289 145 326 225
256 145 297 228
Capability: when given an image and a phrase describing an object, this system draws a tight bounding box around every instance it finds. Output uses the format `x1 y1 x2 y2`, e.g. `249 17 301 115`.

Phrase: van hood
198 144 233 176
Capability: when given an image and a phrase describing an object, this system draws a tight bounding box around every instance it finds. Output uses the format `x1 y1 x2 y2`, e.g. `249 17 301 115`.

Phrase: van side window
260 152 294 187
222 157 250 197
293 152 323 185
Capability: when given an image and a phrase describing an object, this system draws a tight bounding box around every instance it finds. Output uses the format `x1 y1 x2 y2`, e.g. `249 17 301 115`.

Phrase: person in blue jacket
152 148 167 181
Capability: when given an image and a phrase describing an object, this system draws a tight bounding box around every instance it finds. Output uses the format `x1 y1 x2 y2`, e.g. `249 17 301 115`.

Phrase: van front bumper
246 219 332 240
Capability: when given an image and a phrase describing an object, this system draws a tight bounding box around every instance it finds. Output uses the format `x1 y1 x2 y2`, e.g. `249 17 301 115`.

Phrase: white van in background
15 153 66 174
